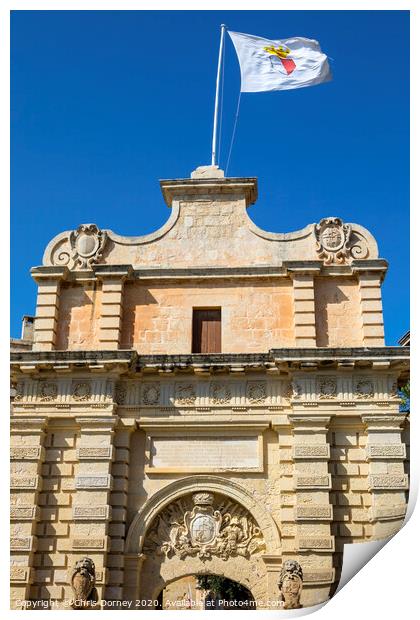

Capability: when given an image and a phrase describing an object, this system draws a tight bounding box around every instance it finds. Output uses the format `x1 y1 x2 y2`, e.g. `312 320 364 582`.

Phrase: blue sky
11 10 409 343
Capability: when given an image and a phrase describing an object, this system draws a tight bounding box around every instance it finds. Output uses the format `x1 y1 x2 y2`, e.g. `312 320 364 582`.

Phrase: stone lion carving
70 557 98 609
278 560 303 609
144 492 265 562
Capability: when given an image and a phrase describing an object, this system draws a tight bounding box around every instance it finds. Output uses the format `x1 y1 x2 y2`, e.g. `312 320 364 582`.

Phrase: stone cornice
10 347 409 377
159 176 258 207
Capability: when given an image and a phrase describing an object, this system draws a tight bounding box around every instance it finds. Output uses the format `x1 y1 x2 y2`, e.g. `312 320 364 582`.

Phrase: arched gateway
10 165 409 610
124 477 282 607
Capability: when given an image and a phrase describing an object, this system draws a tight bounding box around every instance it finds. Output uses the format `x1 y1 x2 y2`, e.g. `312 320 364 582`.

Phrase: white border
3 2 416 618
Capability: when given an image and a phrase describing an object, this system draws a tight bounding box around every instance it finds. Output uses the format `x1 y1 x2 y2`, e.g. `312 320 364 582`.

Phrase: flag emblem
263 45 296 75
228 30 332 92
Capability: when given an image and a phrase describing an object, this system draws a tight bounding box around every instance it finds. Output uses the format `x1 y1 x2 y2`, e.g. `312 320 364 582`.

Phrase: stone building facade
10 165 409 610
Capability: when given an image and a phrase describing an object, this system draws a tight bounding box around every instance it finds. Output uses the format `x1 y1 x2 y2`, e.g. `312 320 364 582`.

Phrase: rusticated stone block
77 447 113 460
293 444 330 459
10 536 34 551
72 505 111 520
366 444 406 459
302 569 335 583
10 447 42 460
298 537 334 551
10 566 31 583
10 505 39 521
72 537 108 550
371 505 407 521
368 474 408 490
295 475 331 489
75 475 112 489
10 476 40 490
296 505 333 520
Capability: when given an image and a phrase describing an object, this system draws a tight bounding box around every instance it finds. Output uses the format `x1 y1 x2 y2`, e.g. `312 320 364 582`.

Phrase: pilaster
72 416 118 604
94 265 133 350
31 267 69 351
362 414 408 538
105 419 137 601
10 417 48 608
356 272 385 346
288 266 321 348
288 414 335 607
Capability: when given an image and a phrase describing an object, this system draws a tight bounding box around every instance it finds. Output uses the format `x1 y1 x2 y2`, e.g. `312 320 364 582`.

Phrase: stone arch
125 475 281 555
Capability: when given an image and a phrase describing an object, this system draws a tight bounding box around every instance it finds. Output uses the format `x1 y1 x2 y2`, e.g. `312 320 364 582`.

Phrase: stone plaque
149 436 261 471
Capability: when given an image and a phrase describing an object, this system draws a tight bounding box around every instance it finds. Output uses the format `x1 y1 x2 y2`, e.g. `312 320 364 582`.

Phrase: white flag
228 30 332 93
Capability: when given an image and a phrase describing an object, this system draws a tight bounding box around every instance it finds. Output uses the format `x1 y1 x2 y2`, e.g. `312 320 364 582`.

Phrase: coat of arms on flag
228 30 332 92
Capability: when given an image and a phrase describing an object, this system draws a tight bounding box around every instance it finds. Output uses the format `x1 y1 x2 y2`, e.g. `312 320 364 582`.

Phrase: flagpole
211 24 226 166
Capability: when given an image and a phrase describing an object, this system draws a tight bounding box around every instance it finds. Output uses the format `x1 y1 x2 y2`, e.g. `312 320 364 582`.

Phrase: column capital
76 416 119 433
288 415 331 430
10 416 49 434
362 414 407 430
93 264 134 281
30 265 70 283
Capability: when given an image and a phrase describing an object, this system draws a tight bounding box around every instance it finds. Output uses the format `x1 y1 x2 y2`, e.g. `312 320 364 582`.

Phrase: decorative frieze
38 381 58 401
296 505 333 520
366 444 406 459
77 447 113 460
10 447 42 460
293 444 330 459
368 474 408 490
72 505 111 520
75 474 112 489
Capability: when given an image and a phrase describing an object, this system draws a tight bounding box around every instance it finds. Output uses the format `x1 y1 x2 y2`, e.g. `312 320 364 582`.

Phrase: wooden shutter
192 309 221 353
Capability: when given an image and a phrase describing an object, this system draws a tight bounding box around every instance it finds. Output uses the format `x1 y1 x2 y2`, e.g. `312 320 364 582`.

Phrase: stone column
356 271 385 346
10 417 48 608
105 419 137 602
72 416 117 604
288 265 321 348
94 265 133 350
31 267 69 351
123 554 146 605
288 415 335 607
362 414 408 539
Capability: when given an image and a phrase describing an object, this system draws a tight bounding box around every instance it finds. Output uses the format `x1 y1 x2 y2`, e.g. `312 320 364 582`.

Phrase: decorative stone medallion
210 382 231 405
72 382 92 401
115 383 127 405
175 383 196 405
318 377 337 399
314 217 351 265
142 383 160 406
69 224 107 269
354 378 374 399
246 381 267 404
38 382 58 402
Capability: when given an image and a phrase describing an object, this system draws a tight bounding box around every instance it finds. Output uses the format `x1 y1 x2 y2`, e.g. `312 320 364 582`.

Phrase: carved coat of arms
314 217 351 265
144 492 265 562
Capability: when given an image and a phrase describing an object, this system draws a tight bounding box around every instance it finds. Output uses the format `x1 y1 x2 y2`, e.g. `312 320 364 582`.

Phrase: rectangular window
192 308 221 353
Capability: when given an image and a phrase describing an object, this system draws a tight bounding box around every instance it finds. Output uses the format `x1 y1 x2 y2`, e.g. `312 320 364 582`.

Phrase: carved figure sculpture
70 557 98 609
278 560 303 609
